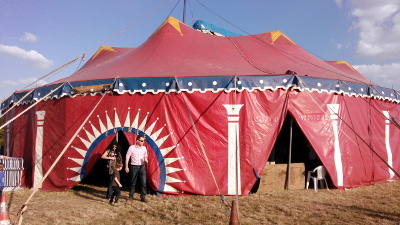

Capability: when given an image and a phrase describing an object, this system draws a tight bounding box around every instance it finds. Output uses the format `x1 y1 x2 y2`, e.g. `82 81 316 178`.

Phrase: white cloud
350 0 400 59
19 32 38 42
0 78 48 89
336 43 342 49
335 0 343 8
353 62 400 90
0 44 53 69
0 77 48 101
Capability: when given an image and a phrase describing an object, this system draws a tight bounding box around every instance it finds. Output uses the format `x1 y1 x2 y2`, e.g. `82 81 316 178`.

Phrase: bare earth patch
4 181 400 224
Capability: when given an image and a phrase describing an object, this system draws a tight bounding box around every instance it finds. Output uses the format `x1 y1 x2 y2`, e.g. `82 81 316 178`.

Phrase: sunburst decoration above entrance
66 107 185 193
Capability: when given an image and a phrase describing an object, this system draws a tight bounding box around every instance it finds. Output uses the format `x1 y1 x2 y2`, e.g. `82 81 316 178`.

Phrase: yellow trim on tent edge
154 17 184 36
90 46 117 61
270 30 296 45
334 61 357 71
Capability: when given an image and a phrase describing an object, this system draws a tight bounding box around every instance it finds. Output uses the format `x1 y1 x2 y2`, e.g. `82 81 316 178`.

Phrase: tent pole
183 0 187 24
0 54 82 111
0 89 35 119
285 117 293 190
0 83 65 130
234 75 240 217
16 78 116 225
297 77 400 179
174 76 232 213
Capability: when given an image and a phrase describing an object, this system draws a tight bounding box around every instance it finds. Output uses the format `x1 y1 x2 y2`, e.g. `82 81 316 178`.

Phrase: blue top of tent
193 20 241 37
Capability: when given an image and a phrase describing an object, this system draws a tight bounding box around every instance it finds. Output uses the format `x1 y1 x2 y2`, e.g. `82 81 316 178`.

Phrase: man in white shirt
125 135 148 202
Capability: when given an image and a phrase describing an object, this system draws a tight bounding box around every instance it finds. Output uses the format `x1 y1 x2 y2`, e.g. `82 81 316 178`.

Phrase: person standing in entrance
109 162 123 206
102 141 122 200
125 135 148 202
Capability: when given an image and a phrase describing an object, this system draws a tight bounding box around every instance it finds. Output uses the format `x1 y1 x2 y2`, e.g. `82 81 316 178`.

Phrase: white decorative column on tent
223 104 243 195
383 111 394 178
328 104 343 187
34 111 46 188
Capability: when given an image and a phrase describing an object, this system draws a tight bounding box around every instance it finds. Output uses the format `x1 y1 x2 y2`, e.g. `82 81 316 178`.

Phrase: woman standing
102 141 122 199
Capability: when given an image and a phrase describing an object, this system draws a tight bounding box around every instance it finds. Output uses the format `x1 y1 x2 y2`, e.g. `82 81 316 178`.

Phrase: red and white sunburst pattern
66 107 185 193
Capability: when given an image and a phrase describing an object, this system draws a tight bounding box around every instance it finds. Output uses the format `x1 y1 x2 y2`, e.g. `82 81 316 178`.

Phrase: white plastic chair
306 165 329 191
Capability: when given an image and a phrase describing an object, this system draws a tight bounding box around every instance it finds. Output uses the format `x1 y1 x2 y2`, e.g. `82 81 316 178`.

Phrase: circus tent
1 17 399 194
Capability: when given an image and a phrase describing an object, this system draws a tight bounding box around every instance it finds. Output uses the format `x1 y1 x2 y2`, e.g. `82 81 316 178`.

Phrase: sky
1 0 400 101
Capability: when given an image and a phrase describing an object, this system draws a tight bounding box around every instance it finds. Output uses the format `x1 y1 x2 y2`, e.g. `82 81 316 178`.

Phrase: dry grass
4 181 400 225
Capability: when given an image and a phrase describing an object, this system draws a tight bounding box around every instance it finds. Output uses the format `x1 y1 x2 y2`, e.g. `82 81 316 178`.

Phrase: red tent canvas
2 17 399 194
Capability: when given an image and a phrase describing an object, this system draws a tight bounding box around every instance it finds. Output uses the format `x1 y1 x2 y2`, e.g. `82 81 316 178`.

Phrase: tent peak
269 30 297 45
90 46 118 61
153 16 186 36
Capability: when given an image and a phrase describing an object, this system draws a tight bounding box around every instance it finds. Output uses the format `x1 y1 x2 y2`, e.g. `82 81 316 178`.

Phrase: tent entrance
269 113 309 165
78 131 157 195
259 113 314 192
79 131 131 189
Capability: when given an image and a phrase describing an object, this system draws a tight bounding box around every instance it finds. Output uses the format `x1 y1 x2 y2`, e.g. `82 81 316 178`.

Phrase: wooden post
285 117 293 190
229 200 240 225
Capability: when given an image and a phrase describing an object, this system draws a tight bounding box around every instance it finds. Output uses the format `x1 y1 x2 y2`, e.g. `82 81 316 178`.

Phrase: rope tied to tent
82 0 175 57
0 82 66 130
16 78 118 225
2 0 174 110
296 76 400 180
340 80 400 131
0 55 84 118
173 76 231 214
194 0 387 89
226 36 270 74
0 89 35 120
391 116 400 128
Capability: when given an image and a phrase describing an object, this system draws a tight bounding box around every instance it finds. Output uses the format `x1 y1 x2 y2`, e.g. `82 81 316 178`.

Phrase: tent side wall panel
4 89 400 194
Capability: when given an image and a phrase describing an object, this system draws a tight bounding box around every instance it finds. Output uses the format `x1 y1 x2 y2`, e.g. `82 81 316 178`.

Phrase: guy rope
16 78 117 225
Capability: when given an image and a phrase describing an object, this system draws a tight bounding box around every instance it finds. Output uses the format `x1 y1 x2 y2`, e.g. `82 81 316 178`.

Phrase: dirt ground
3 179 400 225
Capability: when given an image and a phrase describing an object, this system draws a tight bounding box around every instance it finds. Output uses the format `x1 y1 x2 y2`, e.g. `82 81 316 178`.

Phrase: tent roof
3 17 399 111
55 17 370 85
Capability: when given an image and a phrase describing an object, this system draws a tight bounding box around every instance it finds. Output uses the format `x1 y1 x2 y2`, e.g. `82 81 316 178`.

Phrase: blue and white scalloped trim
2 75 399 111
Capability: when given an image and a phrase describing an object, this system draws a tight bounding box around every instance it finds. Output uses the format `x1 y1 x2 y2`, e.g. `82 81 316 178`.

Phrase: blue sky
1 0 400 101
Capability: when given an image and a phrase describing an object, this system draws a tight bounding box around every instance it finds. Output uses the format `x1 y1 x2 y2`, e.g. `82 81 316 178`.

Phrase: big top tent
1 17 399 195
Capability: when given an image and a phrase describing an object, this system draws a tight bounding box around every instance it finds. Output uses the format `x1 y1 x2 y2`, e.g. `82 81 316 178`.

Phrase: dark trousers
129 165 147 199
106 173 114 199
110 186 121 203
